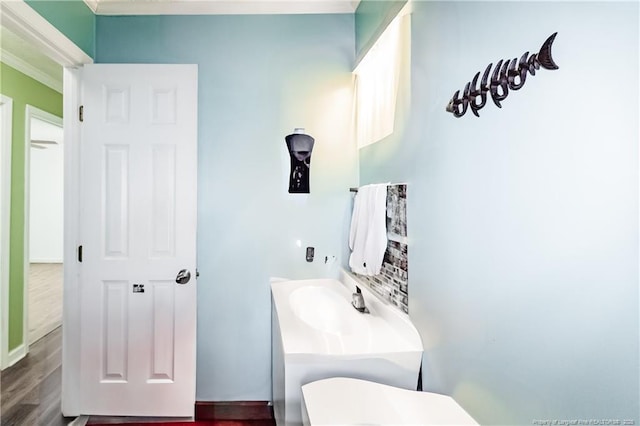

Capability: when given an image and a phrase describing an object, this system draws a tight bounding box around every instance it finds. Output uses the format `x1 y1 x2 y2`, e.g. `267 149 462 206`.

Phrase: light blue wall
96 14 357 401
360 1 639 424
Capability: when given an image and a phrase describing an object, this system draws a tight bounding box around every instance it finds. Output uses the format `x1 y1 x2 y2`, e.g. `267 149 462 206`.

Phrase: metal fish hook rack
446 32 559 118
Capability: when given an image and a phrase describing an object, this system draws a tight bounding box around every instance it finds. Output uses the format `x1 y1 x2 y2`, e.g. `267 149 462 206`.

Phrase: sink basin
288 286 363 335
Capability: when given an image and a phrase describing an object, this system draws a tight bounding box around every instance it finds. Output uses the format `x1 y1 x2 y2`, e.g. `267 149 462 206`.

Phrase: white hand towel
349 183 388 276
349 185 370 275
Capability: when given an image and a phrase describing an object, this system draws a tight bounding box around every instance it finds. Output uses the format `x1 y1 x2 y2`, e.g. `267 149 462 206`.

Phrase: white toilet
301 377 478 425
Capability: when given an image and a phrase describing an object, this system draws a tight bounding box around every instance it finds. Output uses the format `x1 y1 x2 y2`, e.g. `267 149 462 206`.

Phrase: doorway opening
25 107 63 346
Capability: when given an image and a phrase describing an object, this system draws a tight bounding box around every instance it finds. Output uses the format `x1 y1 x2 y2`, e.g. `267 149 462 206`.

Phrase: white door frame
0 0 92 414
23 105 64 352
1 94 14 370
62 67 84 416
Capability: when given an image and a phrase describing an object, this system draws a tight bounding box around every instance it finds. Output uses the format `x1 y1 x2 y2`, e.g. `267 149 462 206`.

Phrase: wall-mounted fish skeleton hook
446 32 559 118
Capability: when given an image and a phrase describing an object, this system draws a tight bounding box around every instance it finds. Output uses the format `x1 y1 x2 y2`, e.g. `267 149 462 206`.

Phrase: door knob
176 269 191 285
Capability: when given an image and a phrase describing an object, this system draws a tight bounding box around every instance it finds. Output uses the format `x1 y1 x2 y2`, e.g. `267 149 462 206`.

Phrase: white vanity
270 270 423 426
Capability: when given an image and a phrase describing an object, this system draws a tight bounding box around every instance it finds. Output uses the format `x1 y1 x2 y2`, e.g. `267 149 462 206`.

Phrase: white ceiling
84 0 361 15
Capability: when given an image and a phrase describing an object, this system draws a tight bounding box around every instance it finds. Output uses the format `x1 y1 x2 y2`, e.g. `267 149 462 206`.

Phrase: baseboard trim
29 258 63 263
195 401 273 420
5 343 27 369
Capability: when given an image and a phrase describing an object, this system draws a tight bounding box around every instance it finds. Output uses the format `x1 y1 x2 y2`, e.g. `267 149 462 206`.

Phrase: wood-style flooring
0 327 75 426
28 263 63 345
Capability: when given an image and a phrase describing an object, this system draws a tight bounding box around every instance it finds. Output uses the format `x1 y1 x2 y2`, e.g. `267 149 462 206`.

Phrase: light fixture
285 128 315 194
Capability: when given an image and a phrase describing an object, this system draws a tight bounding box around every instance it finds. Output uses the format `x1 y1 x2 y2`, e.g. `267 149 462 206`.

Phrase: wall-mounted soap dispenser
285 128 314 193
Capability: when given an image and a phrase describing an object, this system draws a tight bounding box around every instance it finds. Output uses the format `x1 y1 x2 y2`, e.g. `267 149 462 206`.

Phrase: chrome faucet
351 286 369 314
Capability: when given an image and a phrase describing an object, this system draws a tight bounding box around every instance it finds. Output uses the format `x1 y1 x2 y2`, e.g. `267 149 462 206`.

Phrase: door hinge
78 245 83 263
79 105 84 122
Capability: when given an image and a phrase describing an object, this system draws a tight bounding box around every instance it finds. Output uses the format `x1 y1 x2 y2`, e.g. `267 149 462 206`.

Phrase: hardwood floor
28 263 63 345
0 327 75 426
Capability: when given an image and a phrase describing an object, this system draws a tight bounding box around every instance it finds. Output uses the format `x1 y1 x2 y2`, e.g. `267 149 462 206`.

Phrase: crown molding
85 0 359 15
82 0 99 13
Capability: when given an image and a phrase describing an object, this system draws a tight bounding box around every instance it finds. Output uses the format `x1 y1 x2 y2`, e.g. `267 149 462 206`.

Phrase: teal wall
354 0 406 60
96 14 357 401
359 1 639 424
26 0 95 58
0 62 63 352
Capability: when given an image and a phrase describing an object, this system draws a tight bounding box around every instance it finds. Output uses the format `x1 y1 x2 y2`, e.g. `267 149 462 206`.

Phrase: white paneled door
79 64 197 416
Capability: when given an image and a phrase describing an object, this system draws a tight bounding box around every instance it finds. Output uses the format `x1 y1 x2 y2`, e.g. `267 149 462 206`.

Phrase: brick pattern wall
355 184 408 313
